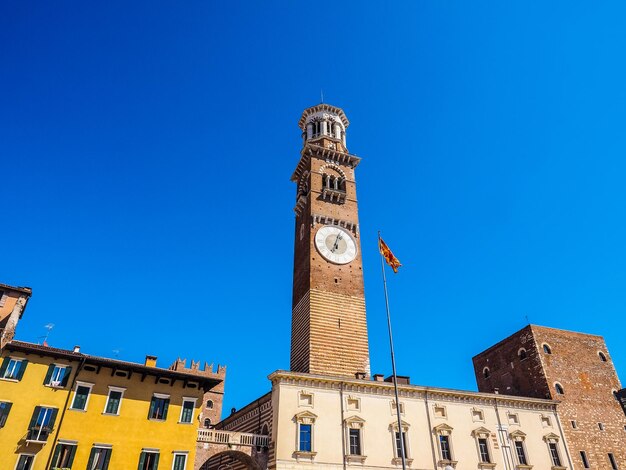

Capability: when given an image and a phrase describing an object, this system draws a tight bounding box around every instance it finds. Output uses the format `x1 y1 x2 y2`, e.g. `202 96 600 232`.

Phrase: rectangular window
179 399 194 424
0 401 12 427
44 364 71 387
87 447 112 470
104 389 123 415
299 423 312 452
439 435 452 461
349 428 361 455
580 451 590 469
172 454 187 470
514 441 528 465
549 443 562 467
27 406 57 442
609 453 618 470
395 431 408 458
571 420 577 429
1 357 27 380
478 438 491 463
599 423 605 431
16 454 35 470
148 396 170 420
71 384 92 410
51 443 77 469
138 451 160 470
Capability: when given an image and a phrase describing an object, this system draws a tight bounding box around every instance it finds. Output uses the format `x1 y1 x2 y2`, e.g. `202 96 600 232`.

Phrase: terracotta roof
0 283 32 296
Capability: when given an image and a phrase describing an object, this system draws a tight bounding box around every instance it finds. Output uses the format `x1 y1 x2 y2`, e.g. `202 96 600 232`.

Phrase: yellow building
1 340 225 470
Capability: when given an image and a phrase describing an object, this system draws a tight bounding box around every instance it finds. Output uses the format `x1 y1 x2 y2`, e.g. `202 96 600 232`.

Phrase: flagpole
378 231 407 470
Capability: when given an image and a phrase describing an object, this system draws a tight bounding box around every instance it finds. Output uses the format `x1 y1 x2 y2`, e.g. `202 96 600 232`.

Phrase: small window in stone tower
206 400 214 409
599 352 608 362
483 367 491 379
609 453 618 470
518 348 527 360
555 383 564 395
543 344 552 354
598 422 605 431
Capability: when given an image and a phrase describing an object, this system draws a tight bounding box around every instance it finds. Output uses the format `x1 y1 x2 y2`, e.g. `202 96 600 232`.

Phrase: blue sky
2 2 626 415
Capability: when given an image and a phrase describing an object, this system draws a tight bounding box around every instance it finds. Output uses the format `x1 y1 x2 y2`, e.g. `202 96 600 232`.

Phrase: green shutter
16 359 28 380
0 357 9 377
138 451 146 470
0 402 12 427
61 366 72 386
153 453 159 469
28 406 41 428
148 398 156 419
43 364 55 385
103 448 112 470
48 408 59 430
86 448 96 470
51 444 62 468
67 444 77 468
162 399 169 420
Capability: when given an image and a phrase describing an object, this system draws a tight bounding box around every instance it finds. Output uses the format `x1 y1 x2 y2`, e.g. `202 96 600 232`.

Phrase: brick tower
290 103 370 378
473 325 626 470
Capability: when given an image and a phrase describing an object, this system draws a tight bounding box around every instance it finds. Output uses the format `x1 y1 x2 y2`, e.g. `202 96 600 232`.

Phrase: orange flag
379 237 402 273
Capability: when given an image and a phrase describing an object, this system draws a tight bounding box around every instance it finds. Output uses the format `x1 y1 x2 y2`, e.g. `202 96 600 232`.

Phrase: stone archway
200 450 263 470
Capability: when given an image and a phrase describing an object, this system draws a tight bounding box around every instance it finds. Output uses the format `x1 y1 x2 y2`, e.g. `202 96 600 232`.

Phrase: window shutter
16 359 28 380
0 402 12 427
51 444 62 468
153 453 159 469
138 452 146 470
103 448 112 470
163 399 169 420
48 408 59 430
86 448 96 470
43 364 55 385
67 445 78 467
0 357 9 377
61 366 72 386
29 406 42 428
148 398 156 419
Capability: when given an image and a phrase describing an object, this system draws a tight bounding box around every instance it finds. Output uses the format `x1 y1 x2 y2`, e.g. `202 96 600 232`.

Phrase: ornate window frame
433 423 457 468
543 433 566 470
472 427 496 469
510 430 532 469
345 415 367 464
293 411 317 461
389 420 413 466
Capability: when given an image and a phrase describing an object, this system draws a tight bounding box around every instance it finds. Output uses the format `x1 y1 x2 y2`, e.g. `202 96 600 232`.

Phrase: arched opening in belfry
201 450 263 470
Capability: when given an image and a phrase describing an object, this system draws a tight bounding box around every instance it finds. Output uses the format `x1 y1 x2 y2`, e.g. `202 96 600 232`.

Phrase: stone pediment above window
542 432 560 443
345 415 366 428
433 423 453 435
471 426 492 438
389 419 411 431
294 411 317 424
510 430 527 440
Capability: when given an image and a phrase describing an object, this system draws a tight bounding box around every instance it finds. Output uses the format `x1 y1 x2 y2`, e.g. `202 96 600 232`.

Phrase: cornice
299 104 350 130
291 144 361 183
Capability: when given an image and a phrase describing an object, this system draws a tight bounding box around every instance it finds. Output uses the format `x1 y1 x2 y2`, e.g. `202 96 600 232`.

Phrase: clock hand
331 233 342 253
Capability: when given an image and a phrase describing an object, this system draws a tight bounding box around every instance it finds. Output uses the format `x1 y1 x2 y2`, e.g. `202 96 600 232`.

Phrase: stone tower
290 103 370 378
473 325 626 470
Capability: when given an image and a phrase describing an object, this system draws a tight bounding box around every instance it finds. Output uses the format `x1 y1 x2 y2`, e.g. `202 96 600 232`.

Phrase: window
16 454 35 470
203 418 211 428
299 424 312 451
478 438 491 463
599 352 608 362
440 435 452 460
483 367 490 379
519 348 527 360
179 398 195 424
543 344 552 354
104 387 124 415
549 443 562 467
434 424 454 463
51 443 77 469
571 420 577 429
172 453 187 470
514 441 528 465
580 451 590 469
1 357 27 380
138 451 159 470
44 364 71 387
87 447 112 470
349 428 361 455
555 383 564 395
70 382 93 411
395 431 408 459
27 406 58 442
609 453 618 470
599 422 605 431
391 400 405 414
0 401 12 427
206 400 214 409
148 394 170 420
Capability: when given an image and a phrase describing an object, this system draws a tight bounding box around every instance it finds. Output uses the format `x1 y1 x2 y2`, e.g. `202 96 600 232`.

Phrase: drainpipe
45 356 86 470
339 381 347 470
423 390 438 470
493 393 513 470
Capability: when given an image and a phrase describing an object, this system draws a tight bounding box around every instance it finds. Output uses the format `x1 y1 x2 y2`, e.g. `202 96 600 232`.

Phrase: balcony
321 188 346 204
26 426 51 443
197 429 270 448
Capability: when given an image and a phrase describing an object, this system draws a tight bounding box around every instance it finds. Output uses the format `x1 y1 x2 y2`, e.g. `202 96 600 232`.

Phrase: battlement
169 357 226 378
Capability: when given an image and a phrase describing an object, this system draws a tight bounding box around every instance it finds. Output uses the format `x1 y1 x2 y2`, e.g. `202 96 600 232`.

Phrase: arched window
204 418 211 428
312 121 321 137
518 348 527 360
206 400 214 409
599 352 607 362
327 121 335 137
555 383 564 395
261 423 269 435
483 367 491 379
543 344 552 355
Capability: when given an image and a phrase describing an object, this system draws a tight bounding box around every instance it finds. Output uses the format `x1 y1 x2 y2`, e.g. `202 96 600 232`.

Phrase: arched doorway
200 450 262 470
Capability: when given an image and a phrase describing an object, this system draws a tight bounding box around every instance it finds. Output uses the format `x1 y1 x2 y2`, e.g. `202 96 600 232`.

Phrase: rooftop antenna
38 323 55 346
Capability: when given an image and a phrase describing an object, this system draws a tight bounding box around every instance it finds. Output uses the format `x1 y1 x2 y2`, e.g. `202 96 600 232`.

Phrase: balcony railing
197 429 270 448
26 426 52 443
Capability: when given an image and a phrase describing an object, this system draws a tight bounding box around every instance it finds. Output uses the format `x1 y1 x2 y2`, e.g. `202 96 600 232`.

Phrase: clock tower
290 103 370 378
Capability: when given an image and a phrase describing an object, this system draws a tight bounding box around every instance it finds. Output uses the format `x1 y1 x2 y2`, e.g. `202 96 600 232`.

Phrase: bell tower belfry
290 103 370 378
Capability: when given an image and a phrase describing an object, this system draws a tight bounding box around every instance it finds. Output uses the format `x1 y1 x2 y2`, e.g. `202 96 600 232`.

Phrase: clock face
315 226 357 264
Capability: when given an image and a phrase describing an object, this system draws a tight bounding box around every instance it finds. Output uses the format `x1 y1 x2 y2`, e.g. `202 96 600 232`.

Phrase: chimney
373 374 385 382
145 355 157 367
73 345 81 353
